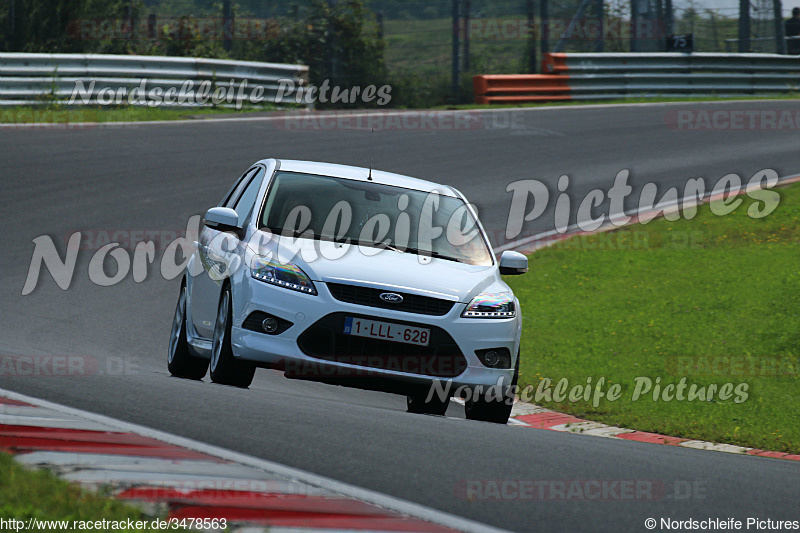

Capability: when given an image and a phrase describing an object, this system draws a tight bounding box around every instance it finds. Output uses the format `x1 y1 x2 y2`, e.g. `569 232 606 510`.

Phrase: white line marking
1 98 796 128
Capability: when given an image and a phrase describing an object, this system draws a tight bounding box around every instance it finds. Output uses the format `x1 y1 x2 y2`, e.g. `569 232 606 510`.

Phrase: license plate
343 317 430 347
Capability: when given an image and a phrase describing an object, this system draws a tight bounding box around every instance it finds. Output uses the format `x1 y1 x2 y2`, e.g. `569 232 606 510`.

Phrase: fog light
262 318 278 333
483 350 500 367
475 348 512 368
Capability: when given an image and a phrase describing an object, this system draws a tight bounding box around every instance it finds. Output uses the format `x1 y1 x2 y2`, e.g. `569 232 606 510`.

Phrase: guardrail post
738 0 750 52
540 0 550 56
452 0 460 103
223 0 233 52
773 0 786 54
9 0 18 50
595 0 604 52
147 14 156 40
127 0 134 41
665 0 674 35
463 0 470 72
526 0 537 72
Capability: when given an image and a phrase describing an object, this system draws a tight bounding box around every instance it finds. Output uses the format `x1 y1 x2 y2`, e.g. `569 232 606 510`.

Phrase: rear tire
407 390 450 416
209 288 256 388
167 285 209 380
465 350 520 424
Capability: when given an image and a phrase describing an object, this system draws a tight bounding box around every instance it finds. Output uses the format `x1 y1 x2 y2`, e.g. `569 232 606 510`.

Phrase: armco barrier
474 52 800 104
472 75 571 104
0 53 309 106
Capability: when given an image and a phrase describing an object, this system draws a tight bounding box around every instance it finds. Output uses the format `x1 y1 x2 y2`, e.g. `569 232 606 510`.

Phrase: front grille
326 282 455 316
296 313 467 378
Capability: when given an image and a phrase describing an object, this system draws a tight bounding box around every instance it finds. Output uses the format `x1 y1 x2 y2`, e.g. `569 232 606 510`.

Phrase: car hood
247 233 499 303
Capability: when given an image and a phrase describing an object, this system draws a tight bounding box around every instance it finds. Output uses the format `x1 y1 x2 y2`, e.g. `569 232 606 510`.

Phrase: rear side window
220 166 260 208
232 167 265 226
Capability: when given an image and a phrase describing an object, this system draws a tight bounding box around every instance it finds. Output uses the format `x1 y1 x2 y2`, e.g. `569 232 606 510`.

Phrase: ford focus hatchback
168 159 528 423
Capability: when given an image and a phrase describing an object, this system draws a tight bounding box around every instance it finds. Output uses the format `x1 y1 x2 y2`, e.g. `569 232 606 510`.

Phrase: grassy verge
506 182 800 453
3 94 798 125
0 451 161 530
0 104 284 124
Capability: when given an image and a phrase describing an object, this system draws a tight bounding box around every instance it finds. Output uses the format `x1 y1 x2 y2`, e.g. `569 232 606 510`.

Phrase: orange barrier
472 73 571 104
541 53 569 74
473 53 574 104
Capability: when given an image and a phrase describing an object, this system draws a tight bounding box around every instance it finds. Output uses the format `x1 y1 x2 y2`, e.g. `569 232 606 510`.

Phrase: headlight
250 256 317 295
462 292 515 318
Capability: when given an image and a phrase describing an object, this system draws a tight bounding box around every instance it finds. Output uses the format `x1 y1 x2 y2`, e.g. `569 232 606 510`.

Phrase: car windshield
260 171 493 266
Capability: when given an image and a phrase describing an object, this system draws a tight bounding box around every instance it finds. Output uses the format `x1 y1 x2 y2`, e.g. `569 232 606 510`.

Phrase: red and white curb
505 400 800 461
0 388 509 533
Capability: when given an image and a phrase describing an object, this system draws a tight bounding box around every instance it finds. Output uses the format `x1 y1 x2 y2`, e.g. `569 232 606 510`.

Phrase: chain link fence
2 0 795 107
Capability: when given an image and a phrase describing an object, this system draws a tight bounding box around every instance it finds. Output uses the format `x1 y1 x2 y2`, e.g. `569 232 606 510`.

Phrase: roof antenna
367 128 374 181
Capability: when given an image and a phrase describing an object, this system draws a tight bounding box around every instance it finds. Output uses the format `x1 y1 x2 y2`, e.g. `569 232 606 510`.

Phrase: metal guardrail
474 53 799 104
0 53 309 106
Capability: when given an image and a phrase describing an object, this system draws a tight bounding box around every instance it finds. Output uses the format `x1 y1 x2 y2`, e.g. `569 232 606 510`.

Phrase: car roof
256 159 460 198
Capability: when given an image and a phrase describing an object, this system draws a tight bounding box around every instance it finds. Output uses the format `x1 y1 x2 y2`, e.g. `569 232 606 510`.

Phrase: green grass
0 452 161 530
506 182 800 453
0 104 283 124
4 93 799 125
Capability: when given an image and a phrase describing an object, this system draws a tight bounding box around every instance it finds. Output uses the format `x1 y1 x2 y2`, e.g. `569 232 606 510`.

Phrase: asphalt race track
1 101 799 532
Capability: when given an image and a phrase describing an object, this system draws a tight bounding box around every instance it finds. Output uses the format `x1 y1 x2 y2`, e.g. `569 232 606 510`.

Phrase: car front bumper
230 278 521 393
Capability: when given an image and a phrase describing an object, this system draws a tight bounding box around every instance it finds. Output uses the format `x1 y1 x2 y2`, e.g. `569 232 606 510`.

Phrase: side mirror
204 207 243 236
499 250 528 275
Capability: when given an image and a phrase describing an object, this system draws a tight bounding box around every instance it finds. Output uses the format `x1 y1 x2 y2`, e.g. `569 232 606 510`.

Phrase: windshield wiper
346 239 403 253
267 232 466 263
388 245 467 264
375 241 403 253
422 250 467 263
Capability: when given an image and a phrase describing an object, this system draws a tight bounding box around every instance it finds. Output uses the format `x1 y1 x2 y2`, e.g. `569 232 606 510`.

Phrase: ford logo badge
379 292 404 303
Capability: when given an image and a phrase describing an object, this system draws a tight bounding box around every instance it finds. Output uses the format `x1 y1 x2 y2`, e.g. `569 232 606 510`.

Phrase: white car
168 159 528 423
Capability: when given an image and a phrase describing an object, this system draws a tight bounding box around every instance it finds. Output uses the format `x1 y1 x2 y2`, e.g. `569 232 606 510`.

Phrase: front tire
167 285 209 380
407 390 450 416
465 350 520 424
209 288 255 388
